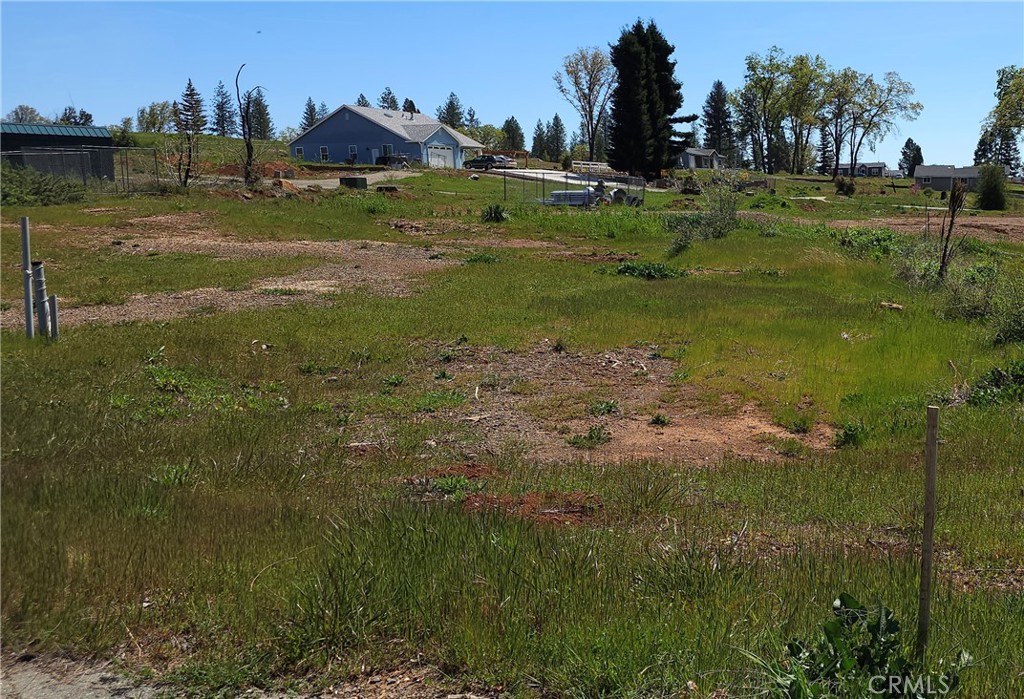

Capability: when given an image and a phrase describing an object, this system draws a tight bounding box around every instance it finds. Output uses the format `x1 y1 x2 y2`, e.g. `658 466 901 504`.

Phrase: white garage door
427 145 453 168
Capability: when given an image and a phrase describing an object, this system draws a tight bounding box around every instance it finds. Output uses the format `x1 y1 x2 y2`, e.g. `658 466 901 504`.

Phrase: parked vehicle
375 154 410 168
465 155 500 170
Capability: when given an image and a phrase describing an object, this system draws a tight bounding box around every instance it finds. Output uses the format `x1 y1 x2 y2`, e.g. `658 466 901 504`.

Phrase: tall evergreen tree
531 119 547 159
401 98 419 113
899 137 924 177
250 89 273 140
355 93 371 107
435 92 465 129
607 20 684 178
816 123 833 175
378 87 399 110
499 116 525 151
211 81 238 136
546 113 567 160
466 107 480 130
300 97 319 130
701 80 735 162
317 101 329 120
172 79 207 187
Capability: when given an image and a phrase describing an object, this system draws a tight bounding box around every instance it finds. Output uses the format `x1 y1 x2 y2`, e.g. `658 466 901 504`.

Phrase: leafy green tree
137 101 174 133
499 116 524 151
211 81 238 136
355 93 371 107
554 46 615 161
56 106 93 126
531 119 546 159
783 53 827 173
899 137 923 177
820 67 860 179
545 113 567 160
300 97 319 130
701 80 736 164
977 163 1008 210
401 98 419 113
847 71 922 177
250 89 273 140
4 104 49 124
377 87 399 110
740 46 790 174
171 79 207 187
988 65 1023 134
607 20 685 178
435 92 465 129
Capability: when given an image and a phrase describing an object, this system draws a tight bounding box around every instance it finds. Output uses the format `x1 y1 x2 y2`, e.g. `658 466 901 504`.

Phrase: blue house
288 105 485 168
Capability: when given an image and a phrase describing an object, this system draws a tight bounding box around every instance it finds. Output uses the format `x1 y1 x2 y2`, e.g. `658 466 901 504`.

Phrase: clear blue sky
2 1 1021 168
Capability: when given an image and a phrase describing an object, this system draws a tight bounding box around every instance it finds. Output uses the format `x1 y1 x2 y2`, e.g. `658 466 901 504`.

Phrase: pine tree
378 87 399 110
435 93 465 129
546 114 567 160
250 89 273 140
211 81 238 136
499 116 524 151
531 119 546 159
401 98 419 113
317 101 329 120
356 93 371 107
816 123 833 175
466 107 480 130
646 22 684 176
899 137 924 177
300 97 319 131
172 79 207 187
701 80 735 162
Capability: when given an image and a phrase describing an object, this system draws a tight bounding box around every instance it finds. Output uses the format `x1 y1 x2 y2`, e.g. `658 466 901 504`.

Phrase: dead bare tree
938 180 968 280
234 64 264 188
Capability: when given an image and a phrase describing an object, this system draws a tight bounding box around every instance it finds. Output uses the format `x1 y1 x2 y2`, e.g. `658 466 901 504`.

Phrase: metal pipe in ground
48 295 59 340
21 217 34 339
32 261 50 338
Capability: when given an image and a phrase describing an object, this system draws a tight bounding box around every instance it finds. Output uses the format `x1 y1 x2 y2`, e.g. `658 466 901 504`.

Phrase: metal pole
504 170 507 202
21 217 34 339
32 262 49 338
915 405 939 662
48 295 59 340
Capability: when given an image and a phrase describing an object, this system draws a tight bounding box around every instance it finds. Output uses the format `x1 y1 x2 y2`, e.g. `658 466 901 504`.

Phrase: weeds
588 399 619 416
615 261 685 279
481 203 511 223
568 425 612 448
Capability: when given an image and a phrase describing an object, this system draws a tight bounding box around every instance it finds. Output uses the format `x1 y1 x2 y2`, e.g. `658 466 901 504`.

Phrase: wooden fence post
916 405 939 662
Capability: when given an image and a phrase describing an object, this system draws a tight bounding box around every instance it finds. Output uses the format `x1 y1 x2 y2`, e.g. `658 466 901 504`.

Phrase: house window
349 145 358 155
320 146 329 163
294 147 303 159
922 177 931 184
383 144 394 156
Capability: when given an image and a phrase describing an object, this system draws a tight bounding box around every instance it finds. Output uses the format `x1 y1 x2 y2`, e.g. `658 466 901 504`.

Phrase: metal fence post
31 261 49 338
21 217 34 339
916 405 939 662
48 295 59 340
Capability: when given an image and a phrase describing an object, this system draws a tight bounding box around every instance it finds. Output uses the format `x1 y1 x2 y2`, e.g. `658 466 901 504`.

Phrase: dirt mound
826 215 1024 244
462 491 602 525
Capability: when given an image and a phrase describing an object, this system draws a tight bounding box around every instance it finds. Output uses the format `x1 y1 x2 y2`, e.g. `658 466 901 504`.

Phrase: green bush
975 163 1007 211
968 360 1024 406
990 275 1024 344
1 160 86 206
834 227 903 258
834 176 856 196
615 261 685 279
481 203 510 223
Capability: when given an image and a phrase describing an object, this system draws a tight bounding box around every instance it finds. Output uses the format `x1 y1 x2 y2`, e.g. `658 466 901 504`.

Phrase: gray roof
838 162 887 169
291 105 484 148
685 148 721 157
915 165 980 178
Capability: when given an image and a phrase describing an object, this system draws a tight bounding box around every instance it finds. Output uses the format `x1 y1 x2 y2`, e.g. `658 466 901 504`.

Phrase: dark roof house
1 122 115 180
837 162 887 177
288 105 485 168
913 165 980 192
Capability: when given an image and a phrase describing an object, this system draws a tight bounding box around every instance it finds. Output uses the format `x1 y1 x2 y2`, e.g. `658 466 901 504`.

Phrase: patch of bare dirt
433 342 833 465
426 463 495 480
386 218 564 250
462 491 602 525
826 215 1024 244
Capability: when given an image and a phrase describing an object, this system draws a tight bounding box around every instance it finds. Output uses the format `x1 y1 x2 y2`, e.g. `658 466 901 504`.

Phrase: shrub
561 153 573 171
975 163 1007 210
746 593 968 699
568 425 611 449
615 261 684 279
465 252 499 264
967 360 1024 406
1 160 86 206
699 178 740 239
835 227 903 258
833 419 867 448
481 203 510 222
990 275 1024 344
834 176 856 196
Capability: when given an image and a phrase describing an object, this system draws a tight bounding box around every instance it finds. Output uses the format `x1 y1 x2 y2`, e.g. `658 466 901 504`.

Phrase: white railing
571 160 615 174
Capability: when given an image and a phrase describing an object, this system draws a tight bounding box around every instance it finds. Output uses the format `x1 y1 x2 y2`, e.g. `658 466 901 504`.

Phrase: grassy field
2 170 1023 697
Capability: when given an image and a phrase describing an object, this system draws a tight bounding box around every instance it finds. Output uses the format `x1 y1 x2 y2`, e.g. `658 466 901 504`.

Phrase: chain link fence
494 169 647 208
1 146 162 194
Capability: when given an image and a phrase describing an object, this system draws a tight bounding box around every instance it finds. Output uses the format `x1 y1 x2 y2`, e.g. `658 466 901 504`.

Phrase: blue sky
2 2 1021 168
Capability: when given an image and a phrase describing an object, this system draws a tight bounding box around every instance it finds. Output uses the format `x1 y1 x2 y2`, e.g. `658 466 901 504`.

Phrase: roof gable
289 105 484 148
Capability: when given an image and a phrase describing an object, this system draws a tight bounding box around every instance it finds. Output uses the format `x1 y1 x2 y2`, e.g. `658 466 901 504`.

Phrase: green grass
2 176 1023 697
